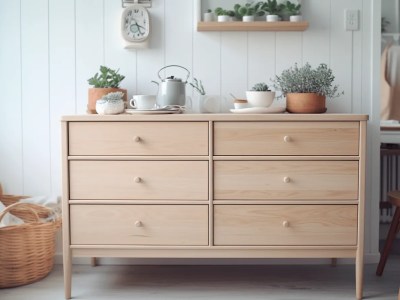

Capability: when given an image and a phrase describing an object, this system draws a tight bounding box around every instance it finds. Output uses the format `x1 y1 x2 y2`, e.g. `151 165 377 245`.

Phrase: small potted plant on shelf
284 1 302 22
246 82 275 107
95 91 125 115
87 66 127 114
214 7 235 22
272 62 344 113
262 0 285 22
234 2 265 22
203 9 214 22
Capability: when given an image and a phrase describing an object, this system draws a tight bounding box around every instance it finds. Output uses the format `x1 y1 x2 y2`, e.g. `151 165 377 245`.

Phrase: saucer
230 106 286 114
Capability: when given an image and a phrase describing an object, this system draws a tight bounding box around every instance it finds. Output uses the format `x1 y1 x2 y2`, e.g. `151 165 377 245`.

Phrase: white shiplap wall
0 0 380 261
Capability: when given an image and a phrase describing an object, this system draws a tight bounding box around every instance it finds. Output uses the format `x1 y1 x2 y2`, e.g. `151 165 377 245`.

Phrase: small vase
218 15 231 22
203 12 214 22
290 15 303 22
266 15 279 22
242 15 255 22
286 93 326 114
96 99 125 115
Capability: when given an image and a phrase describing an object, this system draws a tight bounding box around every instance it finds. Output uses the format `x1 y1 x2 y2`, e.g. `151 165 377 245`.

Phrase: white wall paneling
0 0 380 262
0 0 23 194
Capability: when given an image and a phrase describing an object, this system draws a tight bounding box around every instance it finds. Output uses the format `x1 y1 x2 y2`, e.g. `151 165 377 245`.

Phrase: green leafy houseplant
272 63 343 113
214 7 235 17
262 0 285 15
284 0 301 16
88 65 125 88
87 66 127 114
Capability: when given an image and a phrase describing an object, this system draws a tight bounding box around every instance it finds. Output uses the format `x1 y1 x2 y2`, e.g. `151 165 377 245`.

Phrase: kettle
152 65 190 107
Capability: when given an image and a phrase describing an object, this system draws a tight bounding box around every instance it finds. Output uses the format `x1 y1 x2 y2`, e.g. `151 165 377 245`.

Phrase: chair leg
376 207 400 276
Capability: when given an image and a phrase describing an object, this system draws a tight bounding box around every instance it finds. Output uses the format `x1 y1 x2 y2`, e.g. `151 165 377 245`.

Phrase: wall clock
121 4 150 49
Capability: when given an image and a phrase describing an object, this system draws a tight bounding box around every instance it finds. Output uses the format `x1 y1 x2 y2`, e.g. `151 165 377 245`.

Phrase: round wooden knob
283 135 291 143
133 136 141 142
135 221 143 227
134 177 142 183
282 221 289 228
283 176 291 183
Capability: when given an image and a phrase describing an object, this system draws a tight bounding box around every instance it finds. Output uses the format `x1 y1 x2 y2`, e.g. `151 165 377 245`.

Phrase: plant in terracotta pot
272 63 343 113
87 66 127 114
246 82 276 108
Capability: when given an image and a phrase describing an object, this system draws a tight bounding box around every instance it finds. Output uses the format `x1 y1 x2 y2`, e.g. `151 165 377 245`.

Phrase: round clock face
121 5 150 43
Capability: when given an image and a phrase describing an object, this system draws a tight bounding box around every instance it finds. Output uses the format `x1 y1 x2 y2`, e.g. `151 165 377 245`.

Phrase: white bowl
246 91 275 107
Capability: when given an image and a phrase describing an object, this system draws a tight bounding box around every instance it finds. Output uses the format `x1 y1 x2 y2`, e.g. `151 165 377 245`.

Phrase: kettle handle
157 65 190 83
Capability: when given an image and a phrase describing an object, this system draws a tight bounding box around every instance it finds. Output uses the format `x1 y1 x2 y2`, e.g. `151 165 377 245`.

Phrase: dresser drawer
70 161 209 200
214 205 357 246
214 122 359 156
69 122 209 156
71 205 209 245
214 161 358 200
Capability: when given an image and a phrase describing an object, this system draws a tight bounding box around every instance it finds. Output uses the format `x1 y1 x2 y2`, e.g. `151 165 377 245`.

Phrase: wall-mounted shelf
197 21 309 32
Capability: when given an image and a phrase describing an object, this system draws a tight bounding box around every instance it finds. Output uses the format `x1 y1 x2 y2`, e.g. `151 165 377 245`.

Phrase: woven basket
0 202 61 288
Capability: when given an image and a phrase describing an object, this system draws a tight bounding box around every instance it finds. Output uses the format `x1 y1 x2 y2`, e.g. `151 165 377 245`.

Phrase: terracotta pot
286 93 327 114
88 88 128 114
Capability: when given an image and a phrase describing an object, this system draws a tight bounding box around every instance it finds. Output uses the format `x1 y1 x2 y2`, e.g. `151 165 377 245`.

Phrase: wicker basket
0 202 61 288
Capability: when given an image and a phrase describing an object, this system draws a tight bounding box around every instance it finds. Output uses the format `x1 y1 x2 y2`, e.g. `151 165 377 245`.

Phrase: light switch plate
345 9 359 31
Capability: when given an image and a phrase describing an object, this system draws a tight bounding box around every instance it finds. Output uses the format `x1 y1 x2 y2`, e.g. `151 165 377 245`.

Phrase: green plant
251 82 271 91
272 63 344 98
87 66 125 88
234 2 265 19
284 1 301 16
382 17 390 33
206 9 212 13
214 7 235 17
262 0 285 15
101 91 125 101
190 78 206 95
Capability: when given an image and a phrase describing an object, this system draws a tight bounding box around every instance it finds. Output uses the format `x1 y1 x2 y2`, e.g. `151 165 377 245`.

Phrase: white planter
203 12 214 22
218 15 231 22
96 99 125 115
290 15 303 22
266 14 279 22
242 15 255 22
246 91 275 108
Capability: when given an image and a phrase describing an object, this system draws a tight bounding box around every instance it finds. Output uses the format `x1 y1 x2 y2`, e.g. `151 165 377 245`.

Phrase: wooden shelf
197 21 309 32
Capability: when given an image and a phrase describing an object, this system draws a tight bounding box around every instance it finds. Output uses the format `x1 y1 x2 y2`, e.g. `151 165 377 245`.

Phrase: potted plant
214 7 235 22
272 63 344 113
234 2 265 22
262 0 284 22
95 91 125 115
284 1 302 22
87 66 127 114
246 82 275 107
203 9 214 22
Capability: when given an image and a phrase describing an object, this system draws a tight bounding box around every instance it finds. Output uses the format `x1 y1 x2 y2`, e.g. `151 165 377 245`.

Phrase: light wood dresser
61 113 368 299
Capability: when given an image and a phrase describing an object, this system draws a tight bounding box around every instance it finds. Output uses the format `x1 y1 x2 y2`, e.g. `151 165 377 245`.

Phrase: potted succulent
284 1 302 22
272 63 344 113
203 9 214 22
214 7 235 22
234 2 265 22
262 0 284 22
95 91 125 115
87 66 127 114
246 82 275 107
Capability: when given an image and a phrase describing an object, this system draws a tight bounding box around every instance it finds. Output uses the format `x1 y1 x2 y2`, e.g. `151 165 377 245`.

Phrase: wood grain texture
214 205 358 246
197 21 309 32
71 205 209 245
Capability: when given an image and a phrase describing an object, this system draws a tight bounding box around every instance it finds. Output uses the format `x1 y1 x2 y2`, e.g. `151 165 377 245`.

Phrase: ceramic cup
130 95 157 109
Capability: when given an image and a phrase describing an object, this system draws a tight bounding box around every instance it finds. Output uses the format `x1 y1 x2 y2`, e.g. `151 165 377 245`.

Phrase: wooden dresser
61 114 368 299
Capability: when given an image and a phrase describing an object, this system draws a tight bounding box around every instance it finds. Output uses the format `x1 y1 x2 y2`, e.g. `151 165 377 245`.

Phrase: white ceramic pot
266 14 279 22
242 15 255 22
203 12 214 22
96 99 125 115
218 15 231 22
246 91 275 107
290 15 303 22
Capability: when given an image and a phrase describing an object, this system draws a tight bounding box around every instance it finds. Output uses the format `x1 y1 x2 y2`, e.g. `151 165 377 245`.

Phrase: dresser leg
63 248 72 299
356 250 364 300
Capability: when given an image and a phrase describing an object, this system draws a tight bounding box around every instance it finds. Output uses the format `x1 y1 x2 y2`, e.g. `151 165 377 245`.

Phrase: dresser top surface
62 113 369 122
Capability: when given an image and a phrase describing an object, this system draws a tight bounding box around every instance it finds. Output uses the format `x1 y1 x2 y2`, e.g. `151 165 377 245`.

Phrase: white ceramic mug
130 95 157 109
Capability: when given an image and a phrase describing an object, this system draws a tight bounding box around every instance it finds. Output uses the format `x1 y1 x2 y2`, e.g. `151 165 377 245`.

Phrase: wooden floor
1 257 400 300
